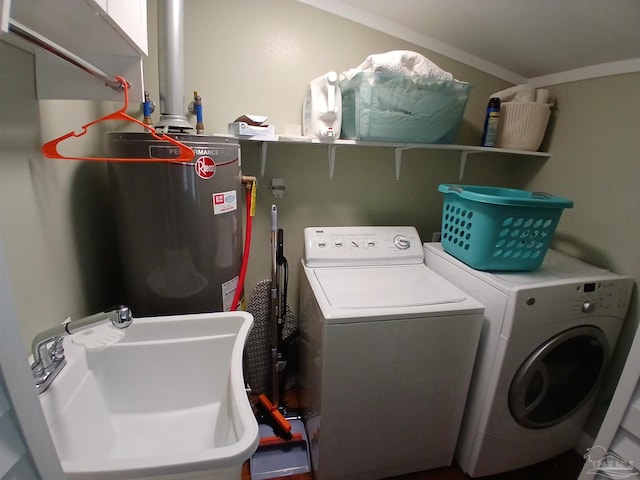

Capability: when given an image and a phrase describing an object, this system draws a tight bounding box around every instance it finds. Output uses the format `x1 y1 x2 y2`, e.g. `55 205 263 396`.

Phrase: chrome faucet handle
31 359 44 379
113 305 133 329
30 335 66 388
51 336 65 362
30 306 133 394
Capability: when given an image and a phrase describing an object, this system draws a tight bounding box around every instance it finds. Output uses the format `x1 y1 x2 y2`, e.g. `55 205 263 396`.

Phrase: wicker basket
496 102 551 151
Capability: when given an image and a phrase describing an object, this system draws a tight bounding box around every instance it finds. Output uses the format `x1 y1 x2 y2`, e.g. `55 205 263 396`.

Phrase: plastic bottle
302 71 342 140
481 97 500 147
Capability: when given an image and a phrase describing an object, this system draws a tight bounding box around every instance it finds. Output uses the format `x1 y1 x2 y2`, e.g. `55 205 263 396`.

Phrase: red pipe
231 178 255 311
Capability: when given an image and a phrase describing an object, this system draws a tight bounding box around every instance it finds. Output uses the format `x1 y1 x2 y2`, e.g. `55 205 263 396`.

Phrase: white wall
0 40 124 351
0 42 86 349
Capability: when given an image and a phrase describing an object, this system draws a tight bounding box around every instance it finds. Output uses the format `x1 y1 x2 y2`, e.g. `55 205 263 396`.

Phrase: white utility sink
38 311 259 480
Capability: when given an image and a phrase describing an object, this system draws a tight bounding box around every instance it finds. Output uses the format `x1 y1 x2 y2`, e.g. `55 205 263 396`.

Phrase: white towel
490 84 553 104
343 50 454 81
535 88 550 104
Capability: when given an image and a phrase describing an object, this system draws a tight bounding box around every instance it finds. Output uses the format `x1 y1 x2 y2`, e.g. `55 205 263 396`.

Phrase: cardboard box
228 122 276 140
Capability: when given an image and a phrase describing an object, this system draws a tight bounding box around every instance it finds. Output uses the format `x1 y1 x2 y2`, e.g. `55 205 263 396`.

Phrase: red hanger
42 76 195 163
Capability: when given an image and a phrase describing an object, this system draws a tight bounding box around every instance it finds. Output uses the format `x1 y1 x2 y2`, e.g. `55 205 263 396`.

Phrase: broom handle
270 205 280 407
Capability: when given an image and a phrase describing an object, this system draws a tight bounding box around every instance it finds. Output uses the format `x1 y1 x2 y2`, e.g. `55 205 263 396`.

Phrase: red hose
230 185 253 311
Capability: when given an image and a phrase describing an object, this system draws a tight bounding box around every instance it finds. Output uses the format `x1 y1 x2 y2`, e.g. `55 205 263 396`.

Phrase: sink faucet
30 306 133 394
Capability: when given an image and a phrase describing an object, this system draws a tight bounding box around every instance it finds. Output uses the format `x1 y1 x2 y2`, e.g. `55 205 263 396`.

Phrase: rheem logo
195 156 216 179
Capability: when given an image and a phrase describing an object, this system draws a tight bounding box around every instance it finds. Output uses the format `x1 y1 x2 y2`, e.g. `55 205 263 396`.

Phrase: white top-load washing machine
299 226 484 480
423 243 634 478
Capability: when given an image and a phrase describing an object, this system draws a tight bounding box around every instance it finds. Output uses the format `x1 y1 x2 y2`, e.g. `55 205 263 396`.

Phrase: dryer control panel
507 276 633 338
304 226 424 267
571 279 632 317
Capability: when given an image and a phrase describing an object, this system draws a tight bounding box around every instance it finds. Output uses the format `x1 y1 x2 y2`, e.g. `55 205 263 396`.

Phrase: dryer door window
508 325 608 429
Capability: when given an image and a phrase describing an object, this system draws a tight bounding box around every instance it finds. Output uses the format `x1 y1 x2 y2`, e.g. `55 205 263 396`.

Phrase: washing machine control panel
394 234 411 250
303 226 424 267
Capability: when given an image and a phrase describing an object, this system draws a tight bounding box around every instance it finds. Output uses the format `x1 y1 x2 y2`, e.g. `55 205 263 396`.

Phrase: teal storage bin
438 184 573 271
340 72 472 144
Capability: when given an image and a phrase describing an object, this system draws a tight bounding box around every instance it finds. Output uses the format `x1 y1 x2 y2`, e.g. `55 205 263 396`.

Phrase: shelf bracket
328 145 337 179
259 142 268 178
459 150 482 181
394 147 417 180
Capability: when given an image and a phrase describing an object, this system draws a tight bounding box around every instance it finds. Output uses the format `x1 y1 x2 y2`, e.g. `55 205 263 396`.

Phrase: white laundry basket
496 102 551 151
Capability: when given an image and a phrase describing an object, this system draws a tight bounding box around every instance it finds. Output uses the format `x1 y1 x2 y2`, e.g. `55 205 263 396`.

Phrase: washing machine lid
313 264 467 310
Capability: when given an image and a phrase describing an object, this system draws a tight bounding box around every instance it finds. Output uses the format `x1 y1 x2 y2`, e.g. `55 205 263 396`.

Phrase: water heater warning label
222 276 239 312
213 190 237 215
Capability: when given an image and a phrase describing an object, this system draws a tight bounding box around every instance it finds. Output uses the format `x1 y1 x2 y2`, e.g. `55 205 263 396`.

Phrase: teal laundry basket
438 184 573 271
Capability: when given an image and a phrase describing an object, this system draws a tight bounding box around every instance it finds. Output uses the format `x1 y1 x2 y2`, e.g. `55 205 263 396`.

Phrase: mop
248 205 310 480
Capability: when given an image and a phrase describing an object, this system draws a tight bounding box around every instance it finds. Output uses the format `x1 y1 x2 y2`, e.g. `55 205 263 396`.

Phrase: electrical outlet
432 232 441 242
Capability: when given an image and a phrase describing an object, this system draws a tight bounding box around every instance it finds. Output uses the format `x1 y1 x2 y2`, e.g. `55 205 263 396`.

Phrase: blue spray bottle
481 97 500 147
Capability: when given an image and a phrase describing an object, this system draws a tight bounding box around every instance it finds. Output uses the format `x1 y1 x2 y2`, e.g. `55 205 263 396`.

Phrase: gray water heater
107 132 242 316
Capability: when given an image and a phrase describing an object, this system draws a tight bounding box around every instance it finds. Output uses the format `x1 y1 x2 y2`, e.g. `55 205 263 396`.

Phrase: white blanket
342 50 454 81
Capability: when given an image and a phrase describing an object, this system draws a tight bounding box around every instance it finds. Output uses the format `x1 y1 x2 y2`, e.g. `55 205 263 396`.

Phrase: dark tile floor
243 390 585 480
243 449 583 480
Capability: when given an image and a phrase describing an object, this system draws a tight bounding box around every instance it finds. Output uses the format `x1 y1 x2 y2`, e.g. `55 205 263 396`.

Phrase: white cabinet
90 0 148 56
1 0 147 101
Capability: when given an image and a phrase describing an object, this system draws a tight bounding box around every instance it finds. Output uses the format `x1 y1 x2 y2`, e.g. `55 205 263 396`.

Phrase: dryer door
508 325 608 429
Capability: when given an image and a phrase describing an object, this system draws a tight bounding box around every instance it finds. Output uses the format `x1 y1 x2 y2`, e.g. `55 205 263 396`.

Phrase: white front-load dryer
299 227 484 480
424 243 633 477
